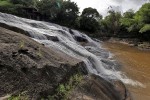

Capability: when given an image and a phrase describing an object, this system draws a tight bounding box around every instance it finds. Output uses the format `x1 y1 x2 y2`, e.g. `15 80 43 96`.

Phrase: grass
7 72 83 100
7 91 28 100
48 73 83 100
36 47 43 58
19 40 25 49
0 0 12 6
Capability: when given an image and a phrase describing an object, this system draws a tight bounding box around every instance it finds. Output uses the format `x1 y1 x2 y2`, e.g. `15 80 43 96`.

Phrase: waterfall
0 12 143 87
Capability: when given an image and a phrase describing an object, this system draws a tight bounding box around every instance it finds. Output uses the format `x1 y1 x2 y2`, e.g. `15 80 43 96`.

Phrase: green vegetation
101 3 150 41
48 73 83 100
36 47 43 58
0 0 11 6
56 0 79 27
19 40 25 49
37 0 62 21
8 95 21 100
0 0 100 32
8 91 28 100
80 7 102 32
140 24 150 33
33 73 83 100
0 0 150 41
9 0 37 7
102 10 122 35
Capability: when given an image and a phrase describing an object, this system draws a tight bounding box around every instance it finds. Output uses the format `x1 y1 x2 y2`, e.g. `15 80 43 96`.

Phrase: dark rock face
74 36 88 42
69 75 131 100
44 34 59 42
0 22 30 37
0 27 86 99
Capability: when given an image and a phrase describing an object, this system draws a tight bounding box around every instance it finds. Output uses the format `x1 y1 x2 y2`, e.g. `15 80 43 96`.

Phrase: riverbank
107 38 150 51
103 41 150 100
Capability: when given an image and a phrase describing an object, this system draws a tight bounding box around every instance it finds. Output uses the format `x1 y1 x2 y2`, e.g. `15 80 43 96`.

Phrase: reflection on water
104 42 150 100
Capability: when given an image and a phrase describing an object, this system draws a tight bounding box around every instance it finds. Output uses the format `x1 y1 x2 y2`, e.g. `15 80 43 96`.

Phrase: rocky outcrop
74 36 88 43
69 75 131 100
0 26 132 100
0 22 30 37
0 27 87 99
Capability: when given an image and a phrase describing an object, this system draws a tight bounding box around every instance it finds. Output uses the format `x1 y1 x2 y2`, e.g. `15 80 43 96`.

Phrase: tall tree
123 9 135 18
103 10 122 34
123 3 150 34
136 3 150 40
80 7 102 32
37 0 62 21
120 3 150 40
135 3 150 24
56 0 79 26
10 0 37 7
120 9 136 32
134 3 150 34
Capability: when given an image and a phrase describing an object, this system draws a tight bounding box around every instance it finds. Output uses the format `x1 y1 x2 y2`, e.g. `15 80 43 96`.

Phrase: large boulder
0 27 86 99
69 74 131 100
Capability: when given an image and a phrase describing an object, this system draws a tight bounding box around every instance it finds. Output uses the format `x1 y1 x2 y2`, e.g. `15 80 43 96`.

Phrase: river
104 42 150 100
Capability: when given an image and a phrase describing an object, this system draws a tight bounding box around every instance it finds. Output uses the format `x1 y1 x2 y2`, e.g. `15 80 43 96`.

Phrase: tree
9 0 22 4
136 3 150 40
103 10 122 35
123 9 135 18
37 0 62 21
135 3 150 24
0 0 12 6
120 9 137 33
56 0 79 26
120 3 150 40
126 3 150 34
135 3 150 34
80 7 102 32
10 0 37 7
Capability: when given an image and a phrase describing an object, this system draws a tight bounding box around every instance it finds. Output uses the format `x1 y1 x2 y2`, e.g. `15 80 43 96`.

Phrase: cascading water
0 12 144 87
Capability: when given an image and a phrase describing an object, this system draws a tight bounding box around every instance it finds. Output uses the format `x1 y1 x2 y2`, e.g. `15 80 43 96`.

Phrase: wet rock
69 74 131 100
44 34 59 42
69 28 74 35
113 80 131 100
74 36 88 42
138 42 150 50
0 22 30 37
101 59 121 70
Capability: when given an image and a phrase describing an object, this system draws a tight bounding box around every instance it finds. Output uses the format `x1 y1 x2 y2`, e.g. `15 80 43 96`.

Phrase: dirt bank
108 38 150 51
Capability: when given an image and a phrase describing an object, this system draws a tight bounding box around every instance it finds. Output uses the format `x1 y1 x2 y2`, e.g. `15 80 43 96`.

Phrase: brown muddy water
103 42 150 100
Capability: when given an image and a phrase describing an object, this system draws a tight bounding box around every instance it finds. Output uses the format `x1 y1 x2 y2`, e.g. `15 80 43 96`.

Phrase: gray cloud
108 0 149 12
111 0 147 4
111 0 124 3
109 0 148 7
71 0 149 17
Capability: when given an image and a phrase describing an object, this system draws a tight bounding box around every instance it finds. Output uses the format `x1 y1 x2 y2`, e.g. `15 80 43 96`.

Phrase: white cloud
71 0 149 17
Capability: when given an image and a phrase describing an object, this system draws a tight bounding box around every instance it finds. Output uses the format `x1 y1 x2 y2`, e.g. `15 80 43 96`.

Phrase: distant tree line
101 3 150 41
0 0 150 41
0 0 102 32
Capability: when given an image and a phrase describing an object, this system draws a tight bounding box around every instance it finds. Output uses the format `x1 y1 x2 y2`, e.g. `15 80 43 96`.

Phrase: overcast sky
71 0 149 16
